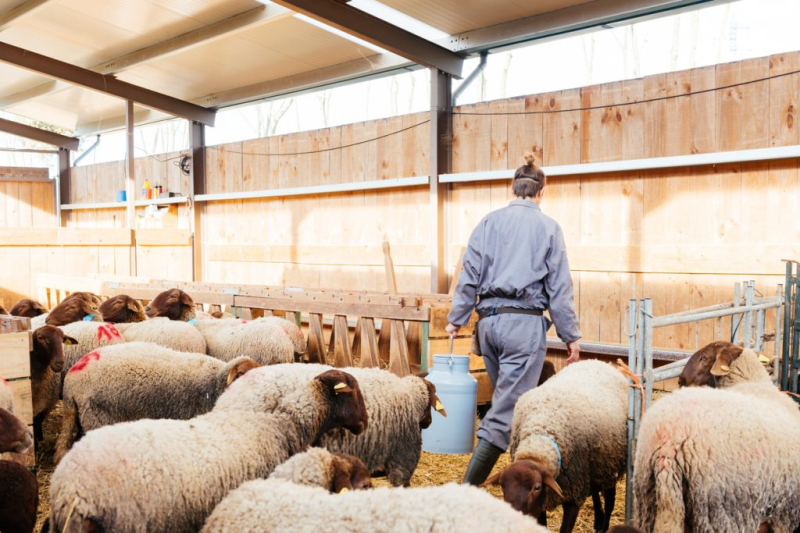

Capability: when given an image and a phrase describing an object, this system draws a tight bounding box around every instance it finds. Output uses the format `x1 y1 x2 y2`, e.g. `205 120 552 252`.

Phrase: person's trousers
476 313 548 451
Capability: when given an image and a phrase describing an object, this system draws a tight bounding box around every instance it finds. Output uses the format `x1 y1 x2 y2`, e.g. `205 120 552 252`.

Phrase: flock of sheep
0 289 797 533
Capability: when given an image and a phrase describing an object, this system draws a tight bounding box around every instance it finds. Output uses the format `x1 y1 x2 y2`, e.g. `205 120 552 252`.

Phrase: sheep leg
601 485 616 532
33 411 47 442
559 501 581 533
537 512 547 527
591 490 605 532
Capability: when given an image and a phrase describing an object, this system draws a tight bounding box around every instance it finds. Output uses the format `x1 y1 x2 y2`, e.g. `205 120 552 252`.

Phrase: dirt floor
34 401 627 533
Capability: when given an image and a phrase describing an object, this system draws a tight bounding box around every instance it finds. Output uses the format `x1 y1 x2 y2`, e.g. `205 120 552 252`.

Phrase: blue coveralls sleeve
544 224 581 343
447 221 483 326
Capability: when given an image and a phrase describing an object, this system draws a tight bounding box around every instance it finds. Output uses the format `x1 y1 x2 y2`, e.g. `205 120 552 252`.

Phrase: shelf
61 196 188 210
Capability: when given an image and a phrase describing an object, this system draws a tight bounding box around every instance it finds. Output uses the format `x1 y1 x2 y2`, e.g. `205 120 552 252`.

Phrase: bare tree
317 90 332 127
499 53 513 97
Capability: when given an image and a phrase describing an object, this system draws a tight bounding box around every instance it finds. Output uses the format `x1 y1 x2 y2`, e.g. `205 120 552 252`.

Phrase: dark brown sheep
0 304 7 315
608 527 644 533
0 460 38 533
419 379 447 429
98 295 146 323
62 291 103 308
9 299 47 318
145 288 196 321
45 297 101 327
31 325 77 441
678 341 744 388
0 407 32 454
331 453 373 492
539 360 556 385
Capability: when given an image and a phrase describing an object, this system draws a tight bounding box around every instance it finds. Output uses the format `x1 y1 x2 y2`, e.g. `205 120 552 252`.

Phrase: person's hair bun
524 151 536 167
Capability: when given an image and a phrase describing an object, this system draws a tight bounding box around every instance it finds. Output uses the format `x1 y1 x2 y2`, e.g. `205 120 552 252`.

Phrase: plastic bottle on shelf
142 179 152 200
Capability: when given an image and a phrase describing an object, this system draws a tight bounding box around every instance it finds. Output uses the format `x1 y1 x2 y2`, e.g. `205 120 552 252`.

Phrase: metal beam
74 109 155 137
429 68 451 293
438 0 729 53
0 41 216 126
0 116 80 150
0 0 53 32
57 148 69 226
271 0 464 78
124 100 136 230
190 122 205 282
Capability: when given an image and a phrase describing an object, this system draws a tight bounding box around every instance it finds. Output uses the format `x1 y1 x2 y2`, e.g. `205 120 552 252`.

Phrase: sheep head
678 341 744 388
45 298 98 326
31 325 76 373
10 299 47 318
330 453 372 493
419 378 447 429
99 295 147 323
0 407 33 454
482 459 563 518
315 370 368 438
145 289 195 321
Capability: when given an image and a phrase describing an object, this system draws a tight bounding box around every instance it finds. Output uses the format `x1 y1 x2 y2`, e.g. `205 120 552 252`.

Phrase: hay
34 400 61 533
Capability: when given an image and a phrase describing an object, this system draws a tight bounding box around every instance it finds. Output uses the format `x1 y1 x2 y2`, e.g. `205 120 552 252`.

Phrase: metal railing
623 278 786 523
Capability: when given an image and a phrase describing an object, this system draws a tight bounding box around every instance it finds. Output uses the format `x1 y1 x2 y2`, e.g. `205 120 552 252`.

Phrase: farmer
447 152 581 485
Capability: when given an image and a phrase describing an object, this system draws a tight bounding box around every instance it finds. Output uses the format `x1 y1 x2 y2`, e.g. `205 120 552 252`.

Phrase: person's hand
565 340 580 365
445 323 460 337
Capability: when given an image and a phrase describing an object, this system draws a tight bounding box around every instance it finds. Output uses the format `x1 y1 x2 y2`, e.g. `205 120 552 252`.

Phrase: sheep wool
633 385 800 533
258 316 307 356
269 447 370 492
55 342 258 461
60 321 127 371
201 480 547 533
50 369 366 533
509 360 628 511
30 312 48 329
115 317 206 353
193 318 294 366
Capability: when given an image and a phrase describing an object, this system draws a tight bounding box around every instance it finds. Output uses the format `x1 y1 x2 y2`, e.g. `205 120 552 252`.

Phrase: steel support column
190 122 206 282
57 148 70 226
430 69 451 294
125 100 137 275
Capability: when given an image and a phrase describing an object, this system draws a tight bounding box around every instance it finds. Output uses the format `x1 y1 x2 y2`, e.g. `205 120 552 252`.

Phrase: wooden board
0 332 31 380
8 379 33 425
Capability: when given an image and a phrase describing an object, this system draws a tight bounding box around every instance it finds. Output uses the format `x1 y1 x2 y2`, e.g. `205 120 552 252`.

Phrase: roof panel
377 0 595 34
5 85 124 130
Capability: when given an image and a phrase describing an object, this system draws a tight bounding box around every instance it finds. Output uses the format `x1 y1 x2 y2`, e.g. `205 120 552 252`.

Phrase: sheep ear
127 299 141 312
481 472 502 488
542 472 564 499
227 359 260 385
180 292 194 305
63 336 78 346
710 343 742 376
334 382 353 394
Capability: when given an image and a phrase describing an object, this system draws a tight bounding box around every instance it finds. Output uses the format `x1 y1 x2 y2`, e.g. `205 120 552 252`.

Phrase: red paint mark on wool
69 351 101 374
0 377 7 386
97 324 122 341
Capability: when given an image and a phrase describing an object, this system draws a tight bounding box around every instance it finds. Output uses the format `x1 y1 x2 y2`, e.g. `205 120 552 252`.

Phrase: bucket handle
448 333 455 370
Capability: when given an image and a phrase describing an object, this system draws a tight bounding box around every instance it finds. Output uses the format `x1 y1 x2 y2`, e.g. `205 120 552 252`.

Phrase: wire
206 119 430 157
450 68 800 116
133 146 187 163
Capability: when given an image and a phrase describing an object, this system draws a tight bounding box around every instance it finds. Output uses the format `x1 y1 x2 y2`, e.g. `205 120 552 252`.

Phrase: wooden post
382 240 411 376
449 246 467 296
359 317 380 368
382 241 398 294
125 100 137 275
307 313 326 364
331 315 353 368
430 68 451 294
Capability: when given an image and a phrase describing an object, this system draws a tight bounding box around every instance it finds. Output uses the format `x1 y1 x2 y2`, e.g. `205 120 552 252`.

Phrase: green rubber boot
462 438 504 485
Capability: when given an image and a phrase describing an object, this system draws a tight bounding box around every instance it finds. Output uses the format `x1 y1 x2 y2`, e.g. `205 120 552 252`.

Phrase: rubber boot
462 438 504 485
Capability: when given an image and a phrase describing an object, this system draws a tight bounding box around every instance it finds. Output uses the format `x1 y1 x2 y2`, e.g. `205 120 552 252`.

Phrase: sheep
632 384 800 533
201 480 547 533
59 322 127 372
0 378 33 455
49 368 368 533
193 318 294 366
259 316 307 359
213 362 445 486
9 298 47 318
55 342 260 461
145 288 196 321
115 317 206 353
0 459 38 533
45 296 102 327
62 291 103 308
30 325 77 441
269 447 372 492
0 304 7 314
97 294 146 323
483 360 628 533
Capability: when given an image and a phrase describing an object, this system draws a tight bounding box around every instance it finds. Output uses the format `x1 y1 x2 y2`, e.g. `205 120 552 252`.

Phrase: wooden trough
0 314 35 467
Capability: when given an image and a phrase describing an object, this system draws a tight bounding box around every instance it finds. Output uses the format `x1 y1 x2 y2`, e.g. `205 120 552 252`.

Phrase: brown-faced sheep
98 295 146 323
145 288 196 321
0 459 38 533
31 325 77 441
0 378 33 455
45 297 102 327
9 299 47 318
50 369 368 533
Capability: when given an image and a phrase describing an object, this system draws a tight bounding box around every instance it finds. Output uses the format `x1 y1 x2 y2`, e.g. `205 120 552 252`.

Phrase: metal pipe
652 300 783 328
73 135 101 166
775 284 783 385
782 263 792 390
792 275 800 393
625 299 636 525
743 281 754 349
644 298 654 410
634 299 645 435
452 51 488 106
755 308 765 353
732 282 741 344
651 362 689 382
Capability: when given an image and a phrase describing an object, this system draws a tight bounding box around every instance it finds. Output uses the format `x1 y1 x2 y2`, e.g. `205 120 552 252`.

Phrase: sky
1 0 799 174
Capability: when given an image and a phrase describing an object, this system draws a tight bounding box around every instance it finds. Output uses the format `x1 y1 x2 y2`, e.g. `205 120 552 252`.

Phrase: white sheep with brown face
215 363 446 487
49 369 369 533
269 447 373 493
54 342 260 463
0 377 33 456
144 288 196 321
202 479 547 533
483 360 628 533
633 342 800 532
114 317 207 354
192 318 294 366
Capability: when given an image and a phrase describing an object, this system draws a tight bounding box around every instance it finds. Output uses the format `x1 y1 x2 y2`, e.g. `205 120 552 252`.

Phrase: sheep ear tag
710 362 731 377
338 487 349 494
758 353 771 364
63 337 77 345
434 399 448 417
333 382 352 394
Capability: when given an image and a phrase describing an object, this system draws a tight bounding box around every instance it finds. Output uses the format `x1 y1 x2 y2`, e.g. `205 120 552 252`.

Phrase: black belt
478 307 544 320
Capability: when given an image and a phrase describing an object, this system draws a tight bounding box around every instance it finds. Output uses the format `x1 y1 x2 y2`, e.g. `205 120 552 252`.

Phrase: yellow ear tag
758 354 770 364
334 383 347 390
720 364 730 372
64 339 75 345
338 487 349 494
435 400 444 412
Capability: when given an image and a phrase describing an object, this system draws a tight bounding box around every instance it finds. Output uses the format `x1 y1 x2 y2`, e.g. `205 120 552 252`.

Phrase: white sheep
269 447 372 492
484 360 628 533
115 317 206 353
60 321 127 372
201 480 547 533
193 318 294 366
634 342 800 532
213 363 445 486
54 342 260 462
49 368 368 533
